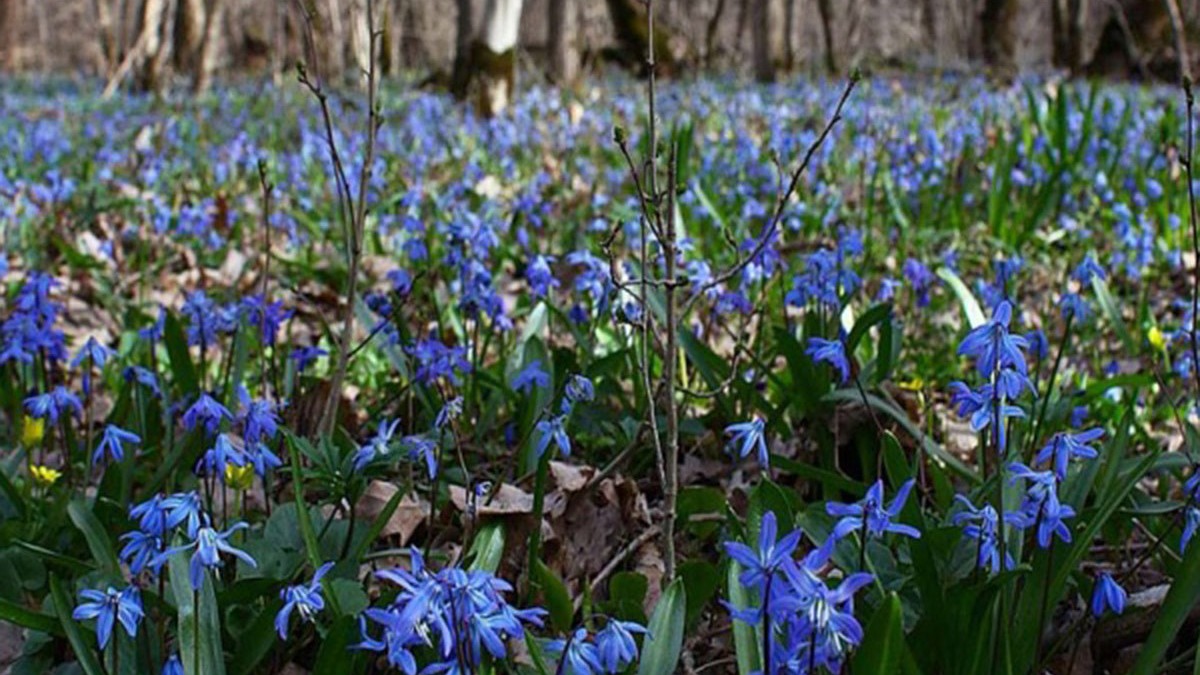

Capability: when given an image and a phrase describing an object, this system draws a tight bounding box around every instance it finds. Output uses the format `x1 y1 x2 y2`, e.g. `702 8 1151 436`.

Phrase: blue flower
403 435 439 479
183 393 232 435
828 479 920 540
957 300 1028 378
547 628 604 675
723 511 802 591
139 306 166 343
1034 428 1103 480
120 529 166 575
92 424 140 464
72 586 143 649
24 386 82 424
353 418 401 471
1008 463 1075 548
526 255 560 298
123 366 163 398
950 495 1016 573
162 491 205 538
290 346 327 373
237 390 280 444
534 415 571 459
71 337 116 395
1182 506 1200 552
435 397 463 429
725 417 768 467
806 337 850 383
276 562 334 639
1072 255 1107 284
594 619 647 673
156 523 257 590
1091 573 1126 617
562 374 595 414
196 433 247 480
512 359 550 394
162 654 184 675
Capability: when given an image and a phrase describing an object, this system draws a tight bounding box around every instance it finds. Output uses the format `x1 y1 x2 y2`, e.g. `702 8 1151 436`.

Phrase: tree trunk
0 0 17 71
704 0 726 65
979 0 1018 73
548 0 579 84
94 0 118 74
476 0 522 116
348 0 373 88
1068 0 1087 73
192 0 225 93
783 0 796 69
816 0 836 73
134 0 177 93
174 0 206 74
450 0 474 98
752 0 774 81
604 0 676 74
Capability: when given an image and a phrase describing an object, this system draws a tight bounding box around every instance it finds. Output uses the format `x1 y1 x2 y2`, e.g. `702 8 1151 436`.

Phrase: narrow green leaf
532 559 573 632
637 578 687 675
312 615 362 675
68 500 120 578
169 551 227 675
936 268 985 329
466 522 506 573
852 592 904 674
229 599 283 675
728 562 761 675
0 597 62 635
1091 276 1135 352
1130 535 1200 675
49 575 105 675
846 303 893 354
163 313 199 395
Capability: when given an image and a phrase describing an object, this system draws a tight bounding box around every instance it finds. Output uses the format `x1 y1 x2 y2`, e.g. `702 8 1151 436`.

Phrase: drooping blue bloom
162 654 184 675
562 374 595 414
1091 573 1126 617
534 415 571 459
237 389 280 444
546 628 605 675
92 424 141 464
276 562 334 639
408 336 472 386
793 572 875 672
72 586 143 649
120 529 167 576
24 386 83 424
526 255 560 298
1059 292 1091 322
290 346 327 373
947 381 1026 452
239 295 293 346
245 441 283 477
436 397 463 429
1182 507 1200 552
1035 428 1104 479
725 417 768 467
512 359 550 394
123 366 163 398
182 393 233 435
196 433 248 480
1072 255 1107 284
353 418 401 471
1008 463 1076 548
723 511 802 591
71 337 117 395
807 337 851 383
162 491 205 538
156 523 257 590
957 300 1028 378
902 258 936 307
827 479 921 540
950 494 1016 573
403 435 439 479
138 306 166 343
594 619 648 673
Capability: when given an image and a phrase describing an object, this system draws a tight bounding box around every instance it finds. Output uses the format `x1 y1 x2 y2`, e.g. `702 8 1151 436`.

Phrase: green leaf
678 560 719 626
728 562 761 675
1130 534 1200 674
637 578 687 675
48 575 105 675
852 592 904 674
846 303 893 354
68 500 120 578
312 615 363 675
936 268 985 329
229 599 283 675
163 312 199 395
0 597 62 636
1091 276 1135 352
607 572 649 624
525 627 552 675
466 522 506 574
169 550 227 675
532 559 573 632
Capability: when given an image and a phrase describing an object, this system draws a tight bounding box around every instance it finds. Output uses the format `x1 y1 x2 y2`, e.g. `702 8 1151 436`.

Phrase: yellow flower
1149 326 1167 353
898 377 925 392
21 416 44 448
30 465 61 487
225 464 255 491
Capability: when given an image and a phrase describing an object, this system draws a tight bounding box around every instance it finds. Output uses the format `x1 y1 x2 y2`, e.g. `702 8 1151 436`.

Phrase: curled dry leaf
356 480 429 546
449 482 534 515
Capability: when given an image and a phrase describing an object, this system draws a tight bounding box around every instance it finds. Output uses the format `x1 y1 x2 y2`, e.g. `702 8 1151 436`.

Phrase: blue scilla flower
1091 573 1126 617
547 628 604 675
512 359 550 394
827 479 921 540
1059 292 1091 322
403 435 439 479
353 418 401 471
120 529 167 576
526 255 560 298
123 366 163 398
182 291 222 348
276 562 334 639
1035 428 1103 480
237 389 280 444
793 572 875 673
239 295 292 346
594 619 647 673
1072 255 1107 284
183 393 232 435
246 441 283 477
436 397 463 429
93 424 140 464
562 374 595 414
903 258 935 307
196 433 247 480
725 416 768 467
950 495 1016 573
24 386 83 424
162 654 184 675
156 523 257 590
723 511 802 591
947 382 1025 451
71 336 116 396
72 586 143 650
290 346 327 373
534 415 571 459
1182 506 1200 552
138 306 166 343
409 336 472 386
807 337 851 383
957 300 1028 379
163 491 205 538
1008 463 1075 548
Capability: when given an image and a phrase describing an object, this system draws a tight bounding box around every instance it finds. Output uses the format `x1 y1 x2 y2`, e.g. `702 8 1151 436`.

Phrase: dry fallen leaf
355 481 429 546
449 482 534 515
550 461 594 492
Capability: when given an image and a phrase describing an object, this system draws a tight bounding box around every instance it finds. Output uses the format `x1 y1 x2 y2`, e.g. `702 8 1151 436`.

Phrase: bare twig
573 525 662 612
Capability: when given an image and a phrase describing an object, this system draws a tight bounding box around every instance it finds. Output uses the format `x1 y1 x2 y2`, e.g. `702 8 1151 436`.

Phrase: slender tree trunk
548 0 579 84
1068 0 1087 73
783 0 796 69
752 0 774 81
134 0 176 92
450 0 474 98
816 0 837 73
980 0 1018 73
0 0 17 71
95 0 118 74
704 0 726 65
349 0 372 88
1164 0 1192 81
192 0 225 93
476 0 523 115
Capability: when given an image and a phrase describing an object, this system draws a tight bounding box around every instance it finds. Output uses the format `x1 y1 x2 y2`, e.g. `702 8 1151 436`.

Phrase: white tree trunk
548 0 579 83
477 0 523 115
349 0 372 87
192 0 225 93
